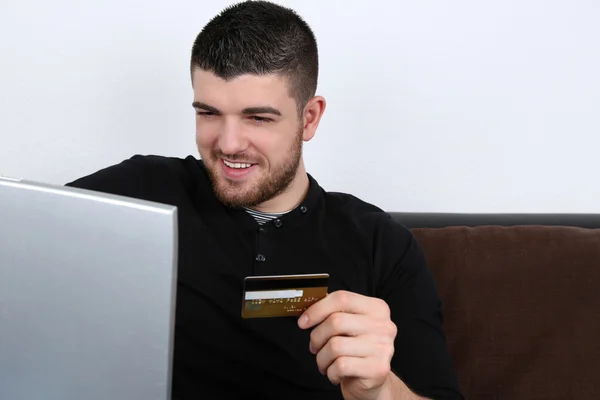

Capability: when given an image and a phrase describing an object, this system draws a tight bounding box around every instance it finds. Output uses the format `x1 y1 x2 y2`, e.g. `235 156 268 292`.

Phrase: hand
297 290 398 400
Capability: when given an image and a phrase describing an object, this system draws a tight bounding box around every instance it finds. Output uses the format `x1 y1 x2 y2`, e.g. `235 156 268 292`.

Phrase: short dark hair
190 1 319 115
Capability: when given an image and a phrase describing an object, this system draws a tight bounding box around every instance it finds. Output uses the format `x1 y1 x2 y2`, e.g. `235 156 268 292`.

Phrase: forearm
378 372 429 400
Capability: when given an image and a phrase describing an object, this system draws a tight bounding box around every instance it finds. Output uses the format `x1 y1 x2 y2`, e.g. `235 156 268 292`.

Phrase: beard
202 125 303 209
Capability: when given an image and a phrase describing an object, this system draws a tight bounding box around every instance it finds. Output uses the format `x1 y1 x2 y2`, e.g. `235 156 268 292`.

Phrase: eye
250 116 271 123
196 111 216 117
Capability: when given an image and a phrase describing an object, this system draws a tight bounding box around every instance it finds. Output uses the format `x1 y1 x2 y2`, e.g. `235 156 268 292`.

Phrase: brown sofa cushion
411 225 600 400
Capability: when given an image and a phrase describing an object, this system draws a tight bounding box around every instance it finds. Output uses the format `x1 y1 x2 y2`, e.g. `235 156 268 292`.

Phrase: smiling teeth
223 160 252 169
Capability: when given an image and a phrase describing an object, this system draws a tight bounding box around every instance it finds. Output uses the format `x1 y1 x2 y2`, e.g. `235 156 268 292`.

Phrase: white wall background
1 0 599 213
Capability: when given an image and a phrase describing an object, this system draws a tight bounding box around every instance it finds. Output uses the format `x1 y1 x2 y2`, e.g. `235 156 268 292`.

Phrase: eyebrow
192 102 220 114
192 102 281 116
242 107 281 116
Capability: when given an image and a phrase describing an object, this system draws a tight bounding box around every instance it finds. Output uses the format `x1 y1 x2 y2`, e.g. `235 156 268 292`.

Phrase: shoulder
323 190 413 245
66 154 209 201
105 154 205 176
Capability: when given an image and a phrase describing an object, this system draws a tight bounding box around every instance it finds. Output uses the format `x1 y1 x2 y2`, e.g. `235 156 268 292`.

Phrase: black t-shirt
67 154 463 400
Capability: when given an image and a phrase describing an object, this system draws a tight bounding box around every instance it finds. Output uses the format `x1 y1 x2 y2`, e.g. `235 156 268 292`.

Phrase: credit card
241 273 329 319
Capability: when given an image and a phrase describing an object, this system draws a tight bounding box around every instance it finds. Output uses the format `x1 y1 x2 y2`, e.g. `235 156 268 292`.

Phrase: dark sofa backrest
389 213 600 400
390 212 600 229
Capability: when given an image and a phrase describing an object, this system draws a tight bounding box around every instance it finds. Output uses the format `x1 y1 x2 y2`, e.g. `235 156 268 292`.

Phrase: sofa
389 213 600 400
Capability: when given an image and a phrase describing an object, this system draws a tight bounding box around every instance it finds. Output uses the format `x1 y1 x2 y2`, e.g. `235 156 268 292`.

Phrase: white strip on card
245 289 304 300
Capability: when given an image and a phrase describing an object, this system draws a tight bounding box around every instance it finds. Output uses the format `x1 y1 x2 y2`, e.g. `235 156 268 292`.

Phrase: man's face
192 69 304 209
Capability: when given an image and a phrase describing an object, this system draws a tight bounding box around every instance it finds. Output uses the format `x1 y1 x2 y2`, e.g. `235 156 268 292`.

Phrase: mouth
220 158 257 180
222 159 255 169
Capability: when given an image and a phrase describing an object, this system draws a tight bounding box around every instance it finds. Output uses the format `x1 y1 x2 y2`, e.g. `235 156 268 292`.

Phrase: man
67 1 463 399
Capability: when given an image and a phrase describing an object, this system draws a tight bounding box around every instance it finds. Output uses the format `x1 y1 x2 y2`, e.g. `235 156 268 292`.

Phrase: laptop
0 175 178 400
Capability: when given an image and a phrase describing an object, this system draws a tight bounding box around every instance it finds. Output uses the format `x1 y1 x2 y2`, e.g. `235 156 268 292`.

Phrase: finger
315 335 393 376
326 356 391 386
298 290 390 329
309 312 395 354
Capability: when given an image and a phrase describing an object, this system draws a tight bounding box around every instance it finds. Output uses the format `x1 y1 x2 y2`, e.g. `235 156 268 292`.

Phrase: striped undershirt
244 207 289 225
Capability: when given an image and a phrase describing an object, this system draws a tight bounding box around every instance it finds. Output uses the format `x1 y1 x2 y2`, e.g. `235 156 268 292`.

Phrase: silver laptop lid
0 177 177 400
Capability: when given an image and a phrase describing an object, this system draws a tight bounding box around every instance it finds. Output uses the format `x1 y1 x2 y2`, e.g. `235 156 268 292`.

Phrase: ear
301 96 326 142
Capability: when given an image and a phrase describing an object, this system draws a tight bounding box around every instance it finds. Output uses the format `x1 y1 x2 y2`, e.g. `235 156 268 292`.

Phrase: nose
217 119 248 156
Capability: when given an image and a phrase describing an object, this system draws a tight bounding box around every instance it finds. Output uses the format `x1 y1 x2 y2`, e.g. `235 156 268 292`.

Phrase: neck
251 160 309 213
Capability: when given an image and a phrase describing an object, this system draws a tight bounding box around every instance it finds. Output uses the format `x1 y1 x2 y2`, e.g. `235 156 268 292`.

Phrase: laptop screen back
0 177 177 400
